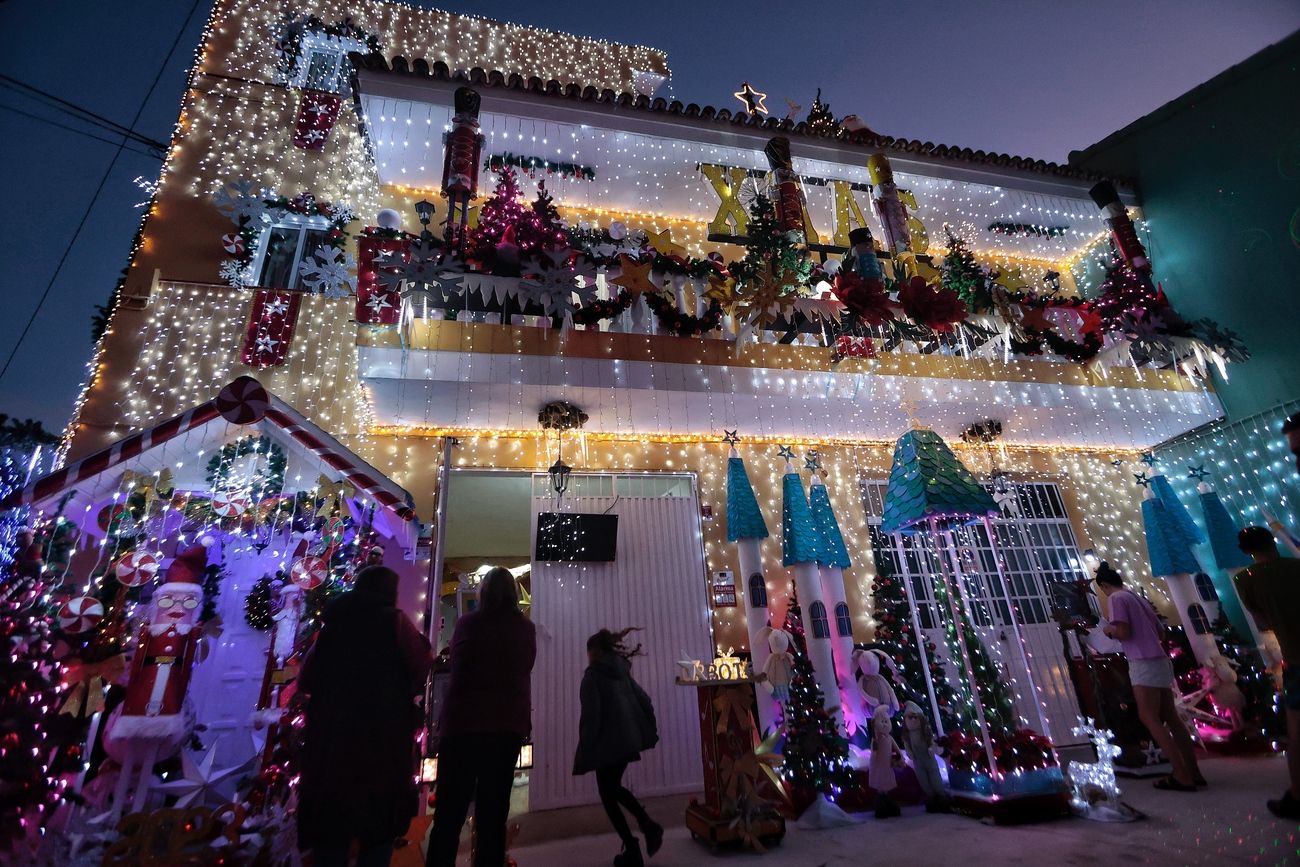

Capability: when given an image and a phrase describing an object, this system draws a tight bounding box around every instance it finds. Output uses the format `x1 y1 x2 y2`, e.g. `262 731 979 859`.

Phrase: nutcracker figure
866 153 911 256
763 136 807 241
1088 180 1151 275
104 544 208 815
846 226 884 283
442 86 484 249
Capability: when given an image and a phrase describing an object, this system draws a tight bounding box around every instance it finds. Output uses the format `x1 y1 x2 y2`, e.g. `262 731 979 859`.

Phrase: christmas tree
804 89 839 136
1088 252 1179 338
467 168 568 275
930 566 1018 737
778 590 855 801
733 195 813 286
940 228 992 313
1211 612 1282 741
868 557 961 732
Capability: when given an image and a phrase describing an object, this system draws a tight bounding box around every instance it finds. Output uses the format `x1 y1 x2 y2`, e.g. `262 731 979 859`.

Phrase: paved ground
489 754 1300 866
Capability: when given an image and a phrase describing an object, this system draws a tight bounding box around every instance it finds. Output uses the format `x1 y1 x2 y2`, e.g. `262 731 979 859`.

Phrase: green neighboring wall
1071 32 1300 421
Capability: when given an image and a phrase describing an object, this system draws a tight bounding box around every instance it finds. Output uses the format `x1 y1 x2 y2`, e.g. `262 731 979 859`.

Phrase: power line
0 0 205 385
0 102 164 159
0 74 169 153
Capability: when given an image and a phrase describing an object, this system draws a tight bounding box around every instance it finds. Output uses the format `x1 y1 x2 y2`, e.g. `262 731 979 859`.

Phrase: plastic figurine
441 86 485 247
869 705 902 818
104 544 209 815
854 647 901 717
901 701 951 812
763 136 807 240
759 626 796 701
846 226 884 283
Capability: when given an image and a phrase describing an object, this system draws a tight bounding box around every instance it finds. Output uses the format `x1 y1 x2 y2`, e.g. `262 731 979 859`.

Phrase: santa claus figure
106 544 208 814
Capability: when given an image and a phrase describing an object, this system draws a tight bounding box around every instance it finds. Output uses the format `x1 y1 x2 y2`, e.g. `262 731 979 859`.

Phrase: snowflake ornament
298 246 357 298
331 203 356 227
212 179 269 225
219 259 255 289
518 251 596 324
379 240 461 307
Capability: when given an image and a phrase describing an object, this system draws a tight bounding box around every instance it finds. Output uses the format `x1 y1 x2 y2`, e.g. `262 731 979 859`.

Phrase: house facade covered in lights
48 0 1253 811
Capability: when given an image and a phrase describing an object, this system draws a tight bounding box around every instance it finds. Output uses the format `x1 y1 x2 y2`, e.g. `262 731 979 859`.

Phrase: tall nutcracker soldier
1089 180 1151 275
866 152 912 256
442 86 484 250
763 136 807 242
105 544 208 816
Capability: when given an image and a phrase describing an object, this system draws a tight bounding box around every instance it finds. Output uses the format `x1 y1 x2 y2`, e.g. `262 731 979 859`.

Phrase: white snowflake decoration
297 245 357 299
993 485 1020 516
518 251 596 325
212 179 269 225
379 240 460 305
331 202 356 227
219 259 255 289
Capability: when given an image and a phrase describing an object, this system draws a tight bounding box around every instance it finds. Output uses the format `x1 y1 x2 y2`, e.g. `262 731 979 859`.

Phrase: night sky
1 0 1296 429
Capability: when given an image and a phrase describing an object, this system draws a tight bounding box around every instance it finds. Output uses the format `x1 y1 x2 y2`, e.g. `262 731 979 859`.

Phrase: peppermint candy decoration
212 491 251 518
222 233 246 256
114 549 162 587
215 375 270 425
290 555 329 590
58 596 105 633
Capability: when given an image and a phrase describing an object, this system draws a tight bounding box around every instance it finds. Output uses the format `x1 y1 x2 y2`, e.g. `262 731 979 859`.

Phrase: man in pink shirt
1095 562 1204 792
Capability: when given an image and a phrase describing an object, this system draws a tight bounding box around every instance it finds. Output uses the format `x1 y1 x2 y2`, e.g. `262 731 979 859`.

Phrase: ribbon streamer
315 474 356 517
60 654 126 717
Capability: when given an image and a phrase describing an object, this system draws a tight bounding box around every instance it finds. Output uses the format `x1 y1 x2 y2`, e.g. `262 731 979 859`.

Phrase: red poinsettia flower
831 271 895 326
898 277 968 332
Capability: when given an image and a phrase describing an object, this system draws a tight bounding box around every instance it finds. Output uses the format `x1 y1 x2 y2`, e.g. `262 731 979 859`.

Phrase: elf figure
901 701 951 813
869 706 902 818
105 544 208 816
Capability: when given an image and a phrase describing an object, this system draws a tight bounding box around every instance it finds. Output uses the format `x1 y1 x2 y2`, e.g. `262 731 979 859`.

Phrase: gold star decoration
993 266 1029 294
704 273 738 314
646 227 686 259
733 82 768 116
609 254 659 298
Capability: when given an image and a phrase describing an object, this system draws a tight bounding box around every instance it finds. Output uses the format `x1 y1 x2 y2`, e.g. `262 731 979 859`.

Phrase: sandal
1153 776 1198 792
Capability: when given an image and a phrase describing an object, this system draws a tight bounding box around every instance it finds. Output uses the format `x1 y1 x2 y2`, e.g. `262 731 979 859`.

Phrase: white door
864 481 1091 747
529 473 712 810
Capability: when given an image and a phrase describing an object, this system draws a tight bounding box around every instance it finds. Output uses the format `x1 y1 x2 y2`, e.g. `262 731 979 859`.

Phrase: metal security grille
862 480 1089 627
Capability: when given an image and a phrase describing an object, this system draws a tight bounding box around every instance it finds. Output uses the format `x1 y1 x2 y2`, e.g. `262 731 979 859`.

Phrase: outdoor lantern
548 457 571 495
414 199 435 226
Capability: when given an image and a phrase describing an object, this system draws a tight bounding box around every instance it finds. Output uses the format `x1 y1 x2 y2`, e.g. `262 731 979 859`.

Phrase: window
862 480 1089 628
1187 603 1213 635
834 602 852 637
810 601 830 639
1194 573 1219 603
254 220 330 290
286 32 367 94
748 573 768 608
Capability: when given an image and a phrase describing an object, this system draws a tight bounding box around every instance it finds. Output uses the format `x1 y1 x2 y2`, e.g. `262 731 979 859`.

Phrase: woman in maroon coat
298 566 432 867
427 566 537 867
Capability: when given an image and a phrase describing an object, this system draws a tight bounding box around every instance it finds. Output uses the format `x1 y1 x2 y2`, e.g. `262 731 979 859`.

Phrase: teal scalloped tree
779 590 855 801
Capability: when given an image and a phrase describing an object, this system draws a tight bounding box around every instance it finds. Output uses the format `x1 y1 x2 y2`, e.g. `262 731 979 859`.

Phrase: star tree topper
1140 451 1157 466
722 430 740 446
804 451 822 471
777 444 796 461
734 82 768 116
1188 464 1211 482
1134 472 1151 488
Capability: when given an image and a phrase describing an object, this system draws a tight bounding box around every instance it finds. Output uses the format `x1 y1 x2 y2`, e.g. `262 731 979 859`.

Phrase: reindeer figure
1067 717 1122 812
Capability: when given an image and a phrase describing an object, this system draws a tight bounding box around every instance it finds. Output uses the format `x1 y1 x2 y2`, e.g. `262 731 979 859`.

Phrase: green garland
205 435 286 499
486 152 596 181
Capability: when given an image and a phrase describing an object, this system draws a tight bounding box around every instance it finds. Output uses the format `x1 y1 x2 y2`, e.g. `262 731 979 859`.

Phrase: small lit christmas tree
467 168 568 275
940 227 992 313
1088 253 1179 337
733 195 813 285
779 590 855 801
931 571 1018 737
804 89 840 136
869 558 961 732
1211 612 1283 740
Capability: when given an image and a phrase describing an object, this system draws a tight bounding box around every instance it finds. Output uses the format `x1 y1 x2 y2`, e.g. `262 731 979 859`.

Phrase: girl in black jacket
573 628 664 866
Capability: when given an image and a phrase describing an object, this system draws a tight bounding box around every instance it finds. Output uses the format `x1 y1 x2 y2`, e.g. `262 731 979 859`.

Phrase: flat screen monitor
535 512 618 562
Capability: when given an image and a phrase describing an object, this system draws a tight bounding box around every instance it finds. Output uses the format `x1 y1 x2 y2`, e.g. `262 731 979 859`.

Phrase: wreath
486 152 596 182
539 400 589 431
571 288 724 337
206 435 287 499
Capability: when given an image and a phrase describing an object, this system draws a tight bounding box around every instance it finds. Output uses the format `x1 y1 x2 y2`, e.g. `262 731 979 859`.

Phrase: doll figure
854 648 901 717
869 705 902 818
902 701 951 812
1203 654 1247 731
846 227 884 283
760 627 796 702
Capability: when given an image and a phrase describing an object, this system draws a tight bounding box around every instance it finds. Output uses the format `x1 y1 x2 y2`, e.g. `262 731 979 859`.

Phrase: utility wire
0 74 169 153
0 102 164 158
0 0 204 384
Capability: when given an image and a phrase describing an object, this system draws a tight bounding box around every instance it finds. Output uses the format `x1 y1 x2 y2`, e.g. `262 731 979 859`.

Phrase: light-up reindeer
1067 718 1121 813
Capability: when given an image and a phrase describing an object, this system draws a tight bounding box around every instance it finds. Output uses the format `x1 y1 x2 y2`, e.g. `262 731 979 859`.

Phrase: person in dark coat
573 628 663 867
428 567 537 867
298 565 433 867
